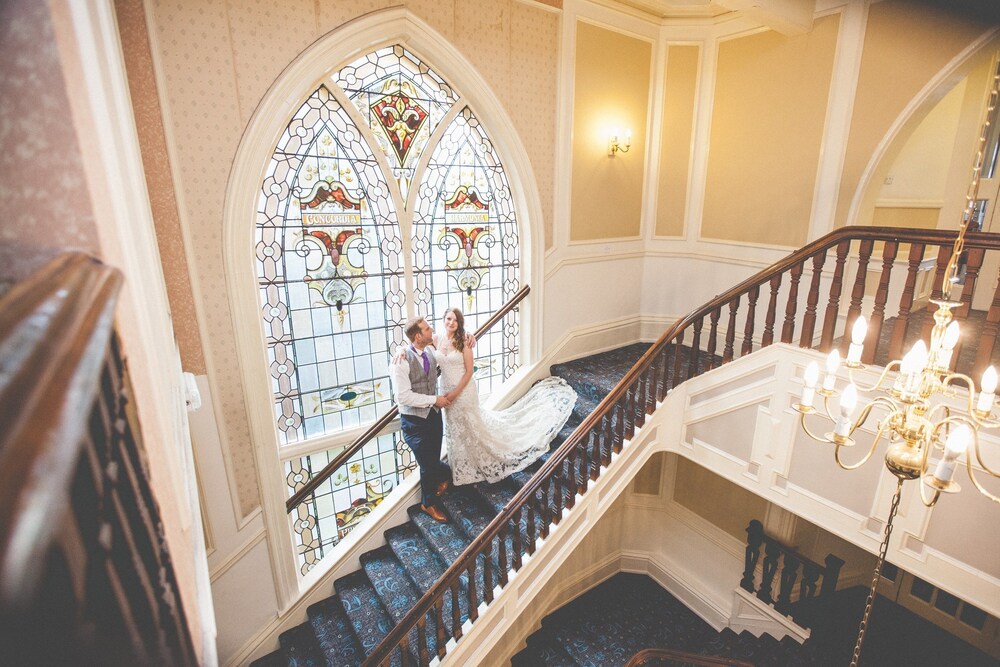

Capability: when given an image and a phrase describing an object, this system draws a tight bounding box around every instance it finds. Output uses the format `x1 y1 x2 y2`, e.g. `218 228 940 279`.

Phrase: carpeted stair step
361 546 443 658
277 622 326 667
407 502 494 609
551 343 651 401
384 522 469 625
306 595 363 667
334 570 410 667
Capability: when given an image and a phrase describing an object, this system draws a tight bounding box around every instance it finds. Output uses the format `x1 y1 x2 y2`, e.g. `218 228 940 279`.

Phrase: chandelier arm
799 411 833 443
964 454 1000 504
918 475 943 508
834 417 888 471
971 430 1000 478
848 360 900 393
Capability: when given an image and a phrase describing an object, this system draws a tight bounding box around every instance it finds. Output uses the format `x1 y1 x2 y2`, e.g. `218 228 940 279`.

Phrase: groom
391 317 453 523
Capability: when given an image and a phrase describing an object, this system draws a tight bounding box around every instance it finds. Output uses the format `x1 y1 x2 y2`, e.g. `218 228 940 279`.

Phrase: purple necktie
421 350 430 375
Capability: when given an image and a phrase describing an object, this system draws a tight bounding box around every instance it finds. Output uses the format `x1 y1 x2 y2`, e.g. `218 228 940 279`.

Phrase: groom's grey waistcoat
398 347 438 419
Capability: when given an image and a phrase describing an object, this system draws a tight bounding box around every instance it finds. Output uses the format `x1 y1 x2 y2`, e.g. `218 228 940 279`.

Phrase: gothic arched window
255 45 522 569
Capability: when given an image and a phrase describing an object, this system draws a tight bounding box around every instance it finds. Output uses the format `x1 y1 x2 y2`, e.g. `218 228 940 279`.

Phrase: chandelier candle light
792 58 1000 667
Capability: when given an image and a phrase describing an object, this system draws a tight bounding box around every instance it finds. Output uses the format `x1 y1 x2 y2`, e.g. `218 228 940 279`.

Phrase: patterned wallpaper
0 0 100 281
115 0 207 374
145 0 561 517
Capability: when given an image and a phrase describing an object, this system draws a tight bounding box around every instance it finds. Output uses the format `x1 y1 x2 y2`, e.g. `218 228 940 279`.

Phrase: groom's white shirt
391 347 437 409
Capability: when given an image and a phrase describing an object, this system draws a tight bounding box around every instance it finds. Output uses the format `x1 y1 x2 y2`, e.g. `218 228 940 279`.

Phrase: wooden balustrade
741 519 844 624
0 254 196 666
361 226 1000 666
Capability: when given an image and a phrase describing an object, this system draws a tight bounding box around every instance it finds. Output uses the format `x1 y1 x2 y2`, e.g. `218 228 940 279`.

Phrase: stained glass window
412 107 521 393
335 45 457 202
256 86 405 445
256 47 521 456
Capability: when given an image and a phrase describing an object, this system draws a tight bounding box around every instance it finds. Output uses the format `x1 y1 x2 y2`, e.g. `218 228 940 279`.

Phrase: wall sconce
608 128 631 157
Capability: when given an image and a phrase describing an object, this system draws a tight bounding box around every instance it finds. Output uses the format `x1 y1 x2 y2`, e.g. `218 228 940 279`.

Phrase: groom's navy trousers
400 408 452 508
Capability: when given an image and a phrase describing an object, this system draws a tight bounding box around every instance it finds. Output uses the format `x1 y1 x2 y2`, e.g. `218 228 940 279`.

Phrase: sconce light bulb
911 340 928 373
943 321 960 350
826 350 841 375
840 383 858 418
851 317 868 345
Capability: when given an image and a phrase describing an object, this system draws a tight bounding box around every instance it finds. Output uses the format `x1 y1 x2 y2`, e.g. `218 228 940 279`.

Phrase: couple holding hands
390 308 577 522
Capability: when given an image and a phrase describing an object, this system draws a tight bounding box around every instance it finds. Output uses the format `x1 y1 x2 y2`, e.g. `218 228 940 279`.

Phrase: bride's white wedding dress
435 342 577 485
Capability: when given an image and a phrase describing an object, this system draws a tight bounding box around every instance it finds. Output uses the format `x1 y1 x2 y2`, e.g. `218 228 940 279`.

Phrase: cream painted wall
702 14 840 248
144 0 560 517
655 44 699 238
673 456 768 540
570 21 651 242
834 0 990 229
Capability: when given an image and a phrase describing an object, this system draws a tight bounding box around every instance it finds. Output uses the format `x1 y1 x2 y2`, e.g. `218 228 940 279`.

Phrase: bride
434 308 577 485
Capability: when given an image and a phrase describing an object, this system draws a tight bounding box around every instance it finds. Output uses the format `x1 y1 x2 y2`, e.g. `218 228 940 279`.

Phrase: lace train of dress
435 346 577 485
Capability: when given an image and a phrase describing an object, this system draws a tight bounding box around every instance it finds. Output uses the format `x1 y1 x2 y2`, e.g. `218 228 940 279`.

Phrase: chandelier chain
849 477 904 667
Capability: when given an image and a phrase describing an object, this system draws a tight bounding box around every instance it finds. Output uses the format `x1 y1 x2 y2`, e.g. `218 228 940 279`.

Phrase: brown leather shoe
435 480 451 497
421 503 448 523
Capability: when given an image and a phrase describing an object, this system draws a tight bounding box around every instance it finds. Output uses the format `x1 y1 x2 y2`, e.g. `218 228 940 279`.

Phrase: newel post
741 519 765 592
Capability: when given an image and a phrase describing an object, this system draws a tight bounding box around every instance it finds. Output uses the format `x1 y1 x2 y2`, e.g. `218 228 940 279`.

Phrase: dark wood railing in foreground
0 253 196 666
286 285 531 513
741 519 844 623
625 648 755 667
364 226 1000 666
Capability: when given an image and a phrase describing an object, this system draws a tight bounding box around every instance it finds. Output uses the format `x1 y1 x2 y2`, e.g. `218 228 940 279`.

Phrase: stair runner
252 344 651 667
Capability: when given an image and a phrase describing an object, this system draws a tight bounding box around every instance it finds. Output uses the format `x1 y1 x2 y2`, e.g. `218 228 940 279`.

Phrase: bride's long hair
445 307 466 352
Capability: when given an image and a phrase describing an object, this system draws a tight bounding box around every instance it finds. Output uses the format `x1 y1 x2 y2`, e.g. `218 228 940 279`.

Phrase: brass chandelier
794 59 1000 667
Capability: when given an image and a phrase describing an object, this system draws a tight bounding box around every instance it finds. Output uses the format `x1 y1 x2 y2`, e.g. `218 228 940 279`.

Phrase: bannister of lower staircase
0 252 122 602
286 285 531 513
625 648 755 667
363 226 1000 665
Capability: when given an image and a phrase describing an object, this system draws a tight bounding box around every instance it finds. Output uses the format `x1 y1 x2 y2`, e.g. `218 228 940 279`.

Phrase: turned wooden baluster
525 500 537 555
951 247 986 372
799 562 821 602
613 403 626 454
864 240 898 364
781 261 804 344
482 541 494 603
512 507 524 569
497 527 510 586
820 240 851 351
761 274 782 348
635 369 649 427
724 296 740 363
688 316 704 379
539 485 551 539
758 541 781 604
742 285 760 356
564 456 577 511
776 553 800 615
398 636 410 667
799 252 827 349
845 239 874 348
467 561 479 623
655 346 669 402
820 554 844 598
434 600 447 660
973 271 1000 381
623 386 635 439
589 430 601 480
451 580 463 641
888 242 925 360
645 358 659 414
707 308 721 370
957 247 986 319
741 519 764 592
416 616 429 665
672 329 686 389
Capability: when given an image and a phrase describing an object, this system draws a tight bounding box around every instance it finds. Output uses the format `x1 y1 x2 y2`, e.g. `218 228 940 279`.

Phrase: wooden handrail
363 226 1000 666
625 648 756 667
0 253 122 603
286 285 531 513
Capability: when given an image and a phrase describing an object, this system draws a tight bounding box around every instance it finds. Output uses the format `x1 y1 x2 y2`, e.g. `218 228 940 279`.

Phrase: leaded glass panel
412 106 521 394
285 432 415 574
256 86 406 445
334 45 457 202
